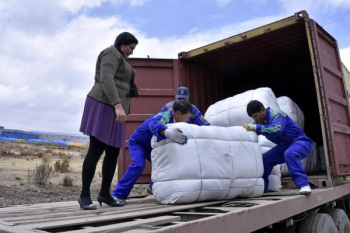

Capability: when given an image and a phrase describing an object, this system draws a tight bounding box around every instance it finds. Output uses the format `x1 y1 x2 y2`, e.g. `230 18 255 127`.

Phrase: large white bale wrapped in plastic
268 165 282 192
259 135 276 151
151 123 264 204
258 136 282 192
204 88 279 127
277 96 305 129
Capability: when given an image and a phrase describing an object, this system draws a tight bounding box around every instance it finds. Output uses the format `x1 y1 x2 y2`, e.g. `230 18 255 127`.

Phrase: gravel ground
0 142 149 207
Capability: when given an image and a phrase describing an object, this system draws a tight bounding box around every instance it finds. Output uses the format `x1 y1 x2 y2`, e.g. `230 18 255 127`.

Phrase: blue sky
0 0 350 133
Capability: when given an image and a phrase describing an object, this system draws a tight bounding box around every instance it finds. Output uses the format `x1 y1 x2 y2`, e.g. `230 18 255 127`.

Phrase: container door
310 20 350 176
118 58 179 183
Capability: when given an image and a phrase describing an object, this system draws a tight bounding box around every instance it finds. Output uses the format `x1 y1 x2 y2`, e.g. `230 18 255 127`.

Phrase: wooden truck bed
1 183 350 233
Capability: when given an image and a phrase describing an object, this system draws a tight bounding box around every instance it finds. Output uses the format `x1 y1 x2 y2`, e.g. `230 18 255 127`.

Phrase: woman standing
78 32 138 210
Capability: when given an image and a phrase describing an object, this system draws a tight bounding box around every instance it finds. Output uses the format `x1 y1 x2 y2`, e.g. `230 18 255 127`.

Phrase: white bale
204 87 279 127
277 96 305 129
258 135 276 149
151 123 264 204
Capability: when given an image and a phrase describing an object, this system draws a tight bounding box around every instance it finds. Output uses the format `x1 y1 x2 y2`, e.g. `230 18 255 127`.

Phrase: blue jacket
129 111 174 151
256 107 311 145
161 101 210 126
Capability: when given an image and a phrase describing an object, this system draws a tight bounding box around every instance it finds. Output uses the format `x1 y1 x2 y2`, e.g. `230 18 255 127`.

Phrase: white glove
164 128 187 144
243 124 256 131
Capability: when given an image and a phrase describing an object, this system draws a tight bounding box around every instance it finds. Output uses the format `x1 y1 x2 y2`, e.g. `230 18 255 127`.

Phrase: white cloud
110 0 149 7
278 0 350 15
244 0 267 8
130 0 149 6
0 0 66 35
340 46 350 71
217 0 232 8
61 0 105 14
0 2 137 133
60 0 148 14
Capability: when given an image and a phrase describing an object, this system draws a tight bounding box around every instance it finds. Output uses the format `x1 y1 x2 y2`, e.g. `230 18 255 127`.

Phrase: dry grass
0 141 106 185
62 175 73 187
54 158 70 173
14 176 23 180
0 144 15 156
19 148 32 157
33 162 53 185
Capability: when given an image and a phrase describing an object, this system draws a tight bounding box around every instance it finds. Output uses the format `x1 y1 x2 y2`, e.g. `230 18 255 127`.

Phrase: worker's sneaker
299 185 311 195
112 196 127 205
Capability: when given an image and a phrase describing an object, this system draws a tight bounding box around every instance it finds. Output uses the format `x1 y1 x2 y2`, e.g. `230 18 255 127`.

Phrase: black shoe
78 197 97 210
97 195 124 207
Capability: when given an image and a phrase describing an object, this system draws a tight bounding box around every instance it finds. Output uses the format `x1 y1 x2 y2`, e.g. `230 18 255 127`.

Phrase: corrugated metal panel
118 58 179 183
182 11 309 59
309 20 350 176
342 64 350 99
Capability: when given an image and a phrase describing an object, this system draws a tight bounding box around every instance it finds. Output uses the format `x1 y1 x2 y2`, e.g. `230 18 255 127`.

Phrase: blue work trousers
263 139 313 192
112 140 151 199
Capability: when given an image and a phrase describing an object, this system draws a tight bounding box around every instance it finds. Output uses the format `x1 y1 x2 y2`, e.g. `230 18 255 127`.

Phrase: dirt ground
0 141 148 207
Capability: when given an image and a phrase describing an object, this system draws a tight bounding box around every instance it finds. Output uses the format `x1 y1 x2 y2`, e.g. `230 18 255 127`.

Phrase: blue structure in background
0 127 88 146
0 130 39 140
0 137 17 142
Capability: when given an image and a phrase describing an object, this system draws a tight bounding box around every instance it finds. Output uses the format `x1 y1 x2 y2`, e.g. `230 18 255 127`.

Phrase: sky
1 0 350 134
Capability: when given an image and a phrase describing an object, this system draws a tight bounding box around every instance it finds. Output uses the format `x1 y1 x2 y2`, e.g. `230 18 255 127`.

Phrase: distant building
32 131 89 144
1 129 39 140
0 128 89 144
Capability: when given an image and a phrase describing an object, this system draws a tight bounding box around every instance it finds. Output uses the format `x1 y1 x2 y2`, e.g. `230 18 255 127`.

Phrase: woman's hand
114 103 127 122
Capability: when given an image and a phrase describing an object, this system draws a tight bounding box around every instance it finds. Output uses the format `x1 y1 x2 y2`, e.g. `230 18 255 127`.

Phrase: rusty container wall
118 58 179 183
342 64 350 99
309 20 350 176
179 60 226 113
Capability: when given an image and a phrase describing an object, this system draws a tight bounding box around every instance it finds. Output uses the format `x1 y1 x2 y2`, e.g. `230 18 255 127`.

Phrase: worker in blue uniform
161 86 210 126
143 86 210 195
112 101 193 205
243 100 313 195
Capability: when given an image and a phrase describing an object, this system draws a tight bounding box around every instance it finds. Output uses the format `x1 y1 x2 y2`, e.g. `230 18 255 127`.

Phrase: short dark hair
173 101 193 114
247 100 264 117
114 32 138 56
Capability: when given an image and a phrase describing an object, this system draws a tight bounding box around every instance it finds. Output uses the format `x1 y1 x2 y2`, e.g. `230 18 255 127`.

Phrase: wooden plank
0 225 34 233
0 196 158 214
67 216 181 233
8 204 166 225
20 201 225 231
0 199 161 220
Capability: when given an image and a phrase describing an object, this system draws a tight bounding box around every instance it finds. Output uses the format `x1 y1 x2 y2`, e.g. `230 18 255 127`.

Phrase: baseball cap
176 86 189 99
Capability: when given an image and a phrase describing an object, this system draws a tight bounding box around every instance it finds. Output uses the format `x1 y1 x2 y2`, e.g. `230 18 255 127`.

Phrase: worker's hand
114 103 127 122
243 124 256 131
164 128 187 144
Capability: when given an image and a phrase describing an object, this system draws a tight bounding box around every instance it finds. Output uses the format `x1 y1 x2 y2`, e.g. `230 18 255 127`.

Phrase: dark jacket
88 46 135 114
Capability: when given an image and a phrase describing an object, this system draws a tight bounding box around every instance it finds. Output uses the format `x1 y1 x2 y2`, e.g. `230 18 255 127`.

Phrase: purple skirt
80 96 125 149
